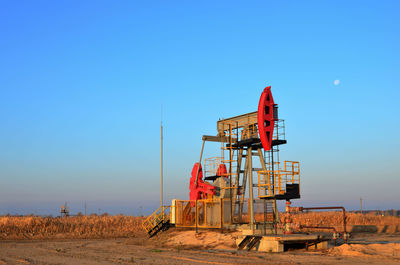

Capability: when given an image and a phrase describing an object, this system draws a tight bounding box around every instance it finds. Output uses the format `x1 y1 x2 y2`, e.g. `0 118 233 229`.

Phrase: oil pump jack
186 86 300 234
143 86 300 237
143 86 349 251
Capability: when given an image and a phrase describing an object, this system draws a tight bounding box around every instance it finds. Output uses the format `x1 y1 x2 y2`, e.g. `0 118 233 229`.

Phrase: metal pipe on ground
299 225 338 246
298 206 348 243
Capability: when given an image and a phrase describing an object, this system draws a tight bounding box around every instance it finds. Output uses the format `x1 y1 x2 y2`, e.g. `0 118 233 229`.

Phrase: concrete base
258 238 284 252
236 234 329 253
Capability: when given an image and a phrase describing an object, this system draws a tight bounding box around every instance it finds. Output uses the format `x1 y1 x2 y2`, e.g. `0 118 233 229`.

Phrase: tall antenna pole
161 107 163 208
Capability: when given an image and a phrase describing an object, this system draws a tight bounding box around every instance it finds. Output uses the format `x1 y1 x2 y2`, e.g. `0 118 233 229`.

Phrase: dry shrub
0 215 145 240
1 212 398 240
287 212 400 231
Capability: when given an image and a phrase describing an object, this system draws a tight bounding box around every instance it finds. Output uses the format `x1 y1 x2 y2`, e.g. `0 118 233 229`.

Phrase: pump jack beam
202 135 231 143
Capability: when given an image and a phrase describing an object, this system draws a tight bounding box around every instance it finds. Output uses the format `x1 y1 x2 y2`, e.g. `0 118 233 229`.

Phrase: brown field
1 212 399 240
0 212 399 264
291 211 400 227
0 215 145 240
290 212 400 233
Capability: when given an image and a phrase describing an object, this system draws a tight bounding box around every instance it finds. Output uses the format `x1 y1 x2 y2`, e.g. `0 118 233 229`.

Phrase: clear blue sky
0 1 399 215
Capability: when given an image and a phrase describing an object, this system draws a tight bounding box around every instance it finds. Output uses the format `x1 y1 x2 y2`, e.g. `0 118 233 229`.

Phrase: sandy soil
1 231 400 265
165 230 241 250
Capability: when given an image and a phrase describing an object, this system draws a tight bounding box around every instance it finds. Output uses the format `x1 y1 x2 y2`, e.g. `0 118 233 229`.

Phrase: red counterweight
257 86 275 151
216 164 227 177
189 163 216 201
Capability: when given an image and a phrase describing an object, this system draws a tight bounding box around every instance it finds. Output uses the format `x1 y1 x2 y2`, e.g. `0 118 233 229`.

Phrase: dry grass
0 215 145 240
289 212 400 226
1 212 398 240
287 212 400 233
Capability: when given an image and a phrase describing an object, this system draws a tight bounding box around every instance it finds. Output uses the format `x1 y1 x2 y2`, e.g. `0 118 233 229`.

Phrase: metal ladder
238 235 262 251
142 206 171 238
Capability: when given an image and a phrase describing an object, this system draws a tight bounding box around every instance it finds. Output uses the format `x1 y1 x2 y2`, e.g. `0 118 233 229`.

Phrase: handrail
142 206 171 232
257 161 300 198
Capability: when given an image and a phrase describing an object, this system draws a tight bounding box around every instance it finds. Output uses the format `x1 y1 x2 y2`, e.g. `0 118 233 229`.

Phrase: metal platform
227 138 287 149
236 234 329 252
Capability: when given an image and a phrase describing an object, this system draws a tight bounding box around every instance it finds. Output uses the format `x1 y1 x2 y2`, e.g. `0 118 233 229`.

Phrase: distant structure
60 202 70 217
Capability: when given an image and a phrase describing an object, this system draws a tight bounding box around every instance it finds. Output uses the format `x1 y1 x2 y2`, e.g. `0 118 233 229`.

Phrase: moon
334 80 340 86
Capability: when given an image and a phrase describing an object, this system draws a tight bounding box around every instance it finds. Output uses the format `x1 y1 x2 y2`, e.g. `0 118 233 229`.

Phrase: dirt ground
1 231 400 265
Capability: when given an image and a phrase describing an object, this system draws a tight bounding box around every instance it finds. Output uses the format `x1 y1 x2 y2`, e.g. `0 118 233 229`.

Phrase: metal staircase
142 206 171 238
238 235 263 251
